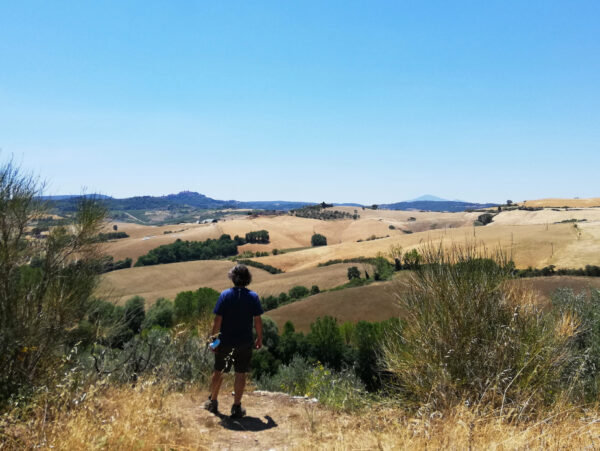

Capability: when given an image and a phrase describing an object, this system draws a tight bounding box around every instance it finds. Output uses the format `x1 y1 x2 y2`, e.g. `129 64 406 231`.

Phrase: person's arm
254 316 263 349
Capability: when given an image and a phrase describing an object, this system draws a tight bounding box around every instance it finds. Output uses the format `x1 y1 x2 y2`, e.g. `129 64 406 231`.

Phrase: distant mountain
381 200 498 212
39 194 113 201
47 191 315 213
404 194 450 202
45 191 496 215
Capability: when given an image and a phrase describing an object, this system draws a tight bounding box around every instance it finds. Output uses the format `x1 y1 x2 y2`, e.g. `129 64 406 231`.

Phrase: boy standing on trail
205 264 263 418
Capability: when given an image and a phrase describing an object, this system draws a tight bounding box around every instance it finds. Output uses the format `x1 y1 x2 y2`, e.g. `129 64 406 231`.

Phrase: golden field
98 202 600 327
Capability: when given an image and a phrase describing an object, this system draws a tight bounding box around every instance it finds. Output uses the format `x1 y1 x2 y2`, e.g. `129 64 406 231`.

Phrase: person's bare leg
233 372 246 405
210 370 224 400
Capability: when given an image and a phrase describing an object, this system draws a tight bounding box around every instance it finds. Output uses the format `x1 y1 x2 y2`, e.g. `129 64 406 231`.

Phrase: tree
245 230 270 244
506 200 513 205
124 296 146 334
143 298 174 329
0 160 106 400
347 266 361 280
371 204 378 210
477 213 494 225
403 249 421 269
311 233 327 246
310 285 320 295
308 316 345 371
289 285 309 299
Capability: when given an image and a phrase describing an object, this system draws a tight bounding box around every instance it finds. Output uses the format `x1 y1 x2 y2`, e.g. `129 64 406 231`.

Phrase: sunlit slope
266 280 404 333
98 262 359 305
520 198 600 208
267 276 600 333
102 210 479 261
254 221 600 271
489 208 600 226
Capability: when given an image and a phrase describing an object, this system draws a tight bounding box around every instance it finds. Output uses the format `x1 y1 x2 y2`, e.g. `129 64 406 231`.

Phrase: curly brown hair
228 264 252 287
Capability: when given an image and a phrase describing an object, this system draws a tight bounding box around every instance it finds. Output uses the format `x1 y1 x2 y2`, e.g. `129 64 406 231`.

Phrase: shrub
289 285 310 300
90 327 213 386
308 316 345 371
262 295 279 311
552 288 600 400
476 213 494 225
256 356 366 411
0 160 106 401
135 235 238 266
143 298 174 329
382 244 577 413
235 259 283 274
311 233 327 246
173 287 219 324
124 296 146 334
347 266 361 280
245 230 270 244
310 285 320 295
372 256 394 280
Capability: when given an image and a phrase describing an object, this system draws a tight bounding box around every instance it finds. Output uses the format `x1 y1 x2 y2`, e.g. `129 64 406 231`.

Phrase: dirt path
173 390 329 450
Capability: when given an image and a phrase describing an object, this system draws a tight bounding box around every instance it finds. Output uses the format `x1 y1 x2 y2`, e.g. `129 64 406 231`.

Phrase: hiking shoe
204 397 218 414
230 403 246 419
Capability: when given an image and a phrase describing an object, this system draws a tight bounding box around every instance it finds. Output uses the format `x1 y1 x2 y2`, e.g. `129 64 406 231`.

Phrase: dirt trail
173 390 331 450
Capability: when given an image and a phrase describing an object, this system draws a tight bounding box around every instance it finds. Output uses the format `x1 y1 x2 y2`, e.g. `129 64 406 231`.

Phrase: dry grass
520 197 600 208
98 261 358 305
266 275 600 334
5 384 600 450
267 278 405 333
101 210 479 262
257 221 600 271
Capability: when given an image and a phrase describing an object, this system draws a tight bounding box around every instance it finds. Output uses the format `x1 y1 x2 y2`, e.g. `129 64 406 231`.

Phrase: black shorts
214 343 253 373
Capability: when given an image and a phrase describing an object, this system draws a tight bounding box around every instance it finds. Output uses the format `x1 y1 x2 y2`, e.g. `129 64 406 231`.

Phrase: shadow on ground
216 413 278 432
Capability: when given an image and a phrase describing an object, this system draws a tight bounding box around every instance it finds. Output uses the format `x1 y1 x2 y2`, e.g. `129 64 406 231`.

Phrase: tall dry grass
1 382 212 450
383 243 580 416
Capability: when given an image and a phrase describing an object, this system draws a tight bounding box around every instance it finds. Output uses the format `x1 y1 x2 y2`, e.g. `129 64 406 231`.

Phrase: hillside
266 275 600 333
520 197 600 208
98 206 600 309
98 261 358 305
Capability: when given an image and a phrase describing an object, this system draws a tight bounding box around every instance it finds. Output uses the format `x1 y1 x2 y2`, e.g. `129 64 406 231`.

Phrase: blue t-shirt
213 287 263 346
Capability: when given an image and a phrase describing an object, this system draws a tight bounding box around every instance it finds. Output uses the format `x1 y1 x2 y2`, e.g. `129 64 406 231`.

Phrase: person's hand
254 337 263 350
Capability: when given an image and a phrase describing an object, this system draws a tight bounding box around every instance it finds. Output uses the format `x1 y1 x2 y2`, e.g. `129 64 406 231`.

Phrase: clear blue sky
1 1 598 204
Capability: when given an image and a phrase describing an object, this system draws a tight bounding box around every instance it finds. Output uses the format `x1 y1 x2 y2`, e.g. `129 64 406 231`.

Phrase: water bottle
209 338 220 350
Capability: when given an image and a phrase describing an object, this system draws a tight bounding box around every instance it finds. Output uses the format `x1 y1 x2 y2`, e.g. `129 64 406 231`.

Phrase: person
204 264 263 418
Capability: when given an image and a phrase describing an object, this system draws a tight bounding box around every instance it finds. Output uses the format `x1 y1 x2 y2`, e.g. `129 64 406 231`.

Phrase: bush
143 298 174 329
124 296 146 334
174 288 219 323
311 233 327 247
308 316 345 371
0 160 106 401
235 259 283 274
372 256 394 280
310 285 320 295
347 266 361 280
245 230 270 244
552 288 600 400
477 213 494 225
135 235 238 266
256 356 366 411
90 327 213 386
289 285 310 300
382 244 577 413
262 295 279 311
